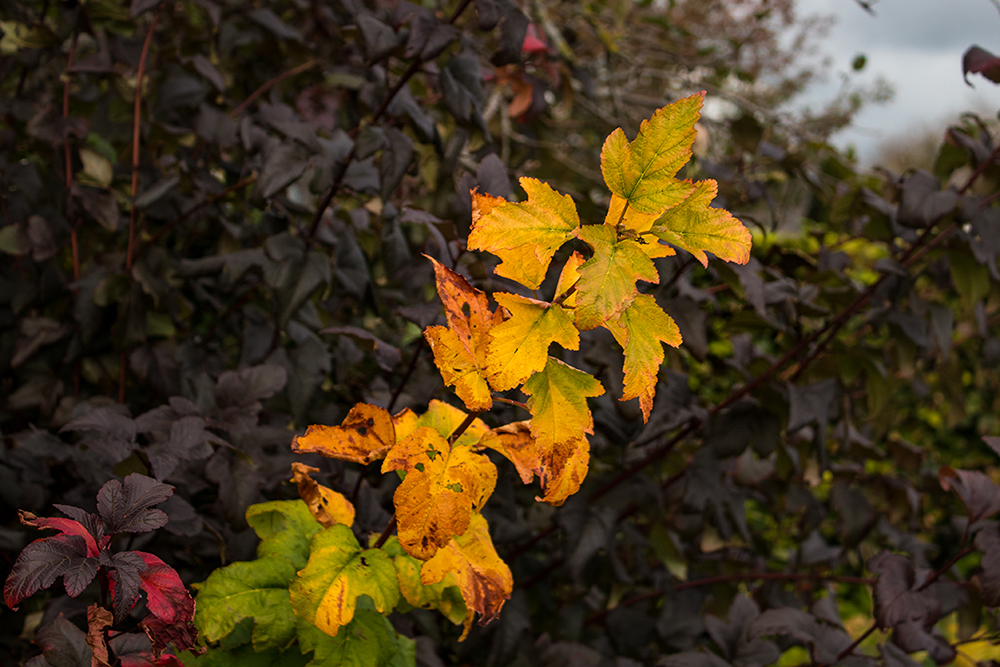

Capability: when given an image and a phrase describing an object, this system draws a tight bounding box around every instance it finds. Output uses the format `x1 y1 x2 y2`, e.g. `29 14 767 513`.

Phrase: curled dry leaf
289 462 355 528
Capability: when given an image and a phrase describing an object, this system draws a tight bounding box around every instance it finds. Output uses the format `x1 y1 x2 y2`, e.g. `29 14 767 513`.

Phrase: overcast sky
794 0 1000 164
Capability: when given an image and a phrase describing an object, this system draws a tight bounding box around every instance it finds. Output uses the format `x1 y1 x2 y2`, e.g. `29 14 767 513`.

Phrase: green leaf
381 536 468 627
246 500 325 570
179 644 310 667
296 608 413 667
649 179 751 267
192 556 298 651
289 525 400 638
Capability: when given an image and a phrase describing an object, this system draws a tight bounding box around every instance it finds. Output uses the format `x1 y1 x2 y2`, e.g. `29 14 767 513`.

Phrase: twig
120 8 159 404
230 59 321 118
448 411 482 446
916 546 975 592
494 396 528 410
832 622 877 664
958 141 1000 195
373 514 397 549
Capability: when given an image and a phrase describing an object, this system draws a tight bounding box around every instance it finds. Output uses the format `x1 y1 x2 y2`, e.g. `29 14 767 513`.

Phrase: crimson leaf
52 505 105 547
97 474 174 535
19 511 99 556
4 535 97 609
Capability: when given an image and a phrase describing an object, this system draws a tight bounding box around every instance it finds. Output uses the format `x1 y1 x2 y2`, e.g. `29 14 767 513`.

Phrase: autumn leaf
296 607 413 667
649 179 751 267
604 293 682 421
291 403 395 465
392 399 490 449
604 194 677 261
468 177 580 289
554 251 585 308
381 536 467 628
573 224 661 330
289 524 399 638
381 426 497 560
421 513 512 639
289 463 355 528
423 257 500 411
485 292 579 391
600 93 702 214
478 422 539 486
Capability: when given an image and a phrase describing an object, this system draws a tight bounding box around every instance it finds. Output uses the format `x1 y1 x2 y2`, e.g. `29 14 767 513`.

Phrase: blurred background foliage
3 0 1000 665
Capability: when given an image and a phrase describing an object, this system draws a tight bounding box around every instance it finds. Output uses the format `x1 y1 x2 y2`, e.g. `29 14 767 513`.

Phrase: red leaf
19 511 99 556
963 45 1000 86
521 24 548 54
135 553 195 626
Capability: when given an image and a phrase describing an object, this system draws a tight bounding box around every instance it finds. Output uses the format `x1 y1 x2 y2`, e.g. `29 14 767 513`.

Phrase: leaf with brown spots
291 403 395 465
289 463 355 528
381 426 497 560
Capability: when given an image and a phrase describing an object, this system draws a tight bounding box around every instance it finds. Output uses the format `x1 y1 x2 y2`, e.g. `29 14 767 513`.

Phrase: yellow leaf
420 513 512 639
289 525 398 638
478 421 539 486
554 251 585 308
423 256 500 411
574 225 661 331
289 463 355 528
486 292 579 391
604 193 657 233
600 93 703 214
291 403 395 465
392 400 490 449
468 177 580 289
650 179 751 267
537 436 590 506
604 293 682 421
381 426 497 560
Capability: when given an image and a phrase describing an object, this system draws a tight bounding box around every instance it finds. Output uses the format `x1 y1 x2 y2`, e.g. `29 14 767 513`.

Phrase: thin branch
230 59 321 118
494 396 528 410
916 546 975 592
832 622 877 664
373 514 397 549
958 141 1000 195
448 411 482 446
120 8 159 404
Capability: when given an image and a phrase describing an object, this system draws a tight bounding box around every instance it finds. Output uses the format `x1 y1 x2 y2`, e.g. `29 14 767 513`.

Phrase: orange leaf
420 513 512 639
468 177 580 289
649 179 751 267
289 462 355 528
574 224 661 331
392 400 490 449
603 293 682 421
291 404 395 465
423 257 500 411
381 426 497 560
554 251 585 308
485 292 579 391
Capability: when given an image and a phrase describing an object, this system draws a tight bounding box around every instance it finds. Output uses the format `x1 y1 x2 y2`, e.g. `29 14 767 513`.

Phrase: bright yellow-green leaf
420 513 512 639
600 93 703 214
381 536 467 628
423 257 500 411
468 177 580 289
381 426 497 560
291 404 395 465
486 292 579 391
650 179 752 267
574 224 660 330
289 463 355 528
392 400 490 449
604 293 682 421
288 525 399 638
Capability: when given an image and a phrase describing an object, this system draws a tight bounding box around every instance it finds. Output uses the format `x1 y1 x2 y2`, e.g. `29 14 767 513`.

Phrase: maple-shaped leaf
485 292 579 391
573 224 661 330
382 536 467 627
649 179 751 267
291 403 395 465
97 474 174 535
467 177 580 289
523 357 603 453
392 399 491 449
5 533 98 608
382 426 497 560
423 256 501 411
289 524 399 638
193 555 298 652
246 500 325 571
604 293 682 421
601 93 702 214
290 463 355 528
421 513 512 638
